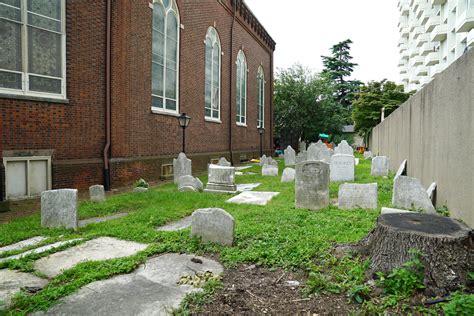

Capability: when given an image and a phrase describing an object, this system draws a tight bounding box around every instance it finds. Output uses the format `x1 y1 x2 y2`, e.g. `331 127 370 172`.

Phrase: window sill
151 108 180 117
236 122 247 127
0 93 69 104
205 117 222 124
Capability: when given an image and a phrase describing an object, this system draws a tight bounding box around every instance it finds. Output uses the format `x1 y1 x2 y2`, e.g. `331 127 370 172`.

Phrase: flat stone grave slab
0 269 48 310
235 166 252 171
0 239 83 263
236 183 261 192
0 236 47 255
78 213 128 228
227 191 280 206
34 237 148 278
338 183 378 210
381 207 413 215
35 253 223 316
156 216 192 232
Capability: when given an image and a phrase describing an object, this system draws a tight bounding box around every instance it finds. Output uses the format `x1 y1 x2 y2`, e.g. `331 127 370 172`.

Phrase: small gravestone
371 156 389 176
363 151 373 159
395 159 407 178
307 141 331 163
262 164 278 176
269 158 278 167
296 151 307 163
334 140 353 155
281 167 295 182
133 187 148 193
426 182 437 204
259 155 268 166
284 146 296 166
173 153 192 184
177 175 203 192
41 189 78 230
295 161 330 210
204 165 237 193
191 208 234 246
330 154 355 182
89 185 105 203
299 141 306 152
392 176 435 213
338 183 378 209
217 157 231 167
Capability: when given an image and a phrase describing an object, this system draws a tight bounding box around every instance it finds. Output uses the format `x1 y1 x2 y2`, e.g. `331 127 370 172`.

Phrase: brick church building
0 0 275 201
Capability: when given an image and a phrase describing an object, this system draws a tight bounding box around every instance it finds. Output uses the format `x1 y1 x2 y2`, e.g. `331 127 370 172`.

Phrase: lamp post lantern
178 113 191 153
258 127 264 157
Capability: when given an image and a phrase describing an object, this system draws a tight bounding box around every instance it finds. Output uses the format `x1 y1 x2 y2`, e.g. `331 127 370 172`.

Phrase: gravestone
284 146 296 166
227 191 279 206
395 159 407 178
177 175 203 192
204 164 237 193
269 157 278 167
217 157 231 167
299 141 306 152
173 153 192 184
281 167 296 182
338 183 378 209
334 140 353 155
392 175 435 213
295 161 330 210
363 151 373 159
41 189 78 230
89 185 105 203
307 141 331 163
259 154 268 166
426 182 437 205
191 208 234 246
262 164 278 176
371 156 389 176
330 154 355 182
381 207 412 215
133 187 148 193
296 151 307 164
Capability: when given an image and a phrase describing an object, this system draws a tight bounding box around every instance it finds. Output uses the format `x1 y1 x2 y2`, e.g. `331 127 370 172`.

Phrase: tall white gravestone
173 153 192 184
204 165 237 193
284 146 296 166
371 156 389 176
334 140 353 155
295 161 330 210
307 141 331 163
330 154 355 182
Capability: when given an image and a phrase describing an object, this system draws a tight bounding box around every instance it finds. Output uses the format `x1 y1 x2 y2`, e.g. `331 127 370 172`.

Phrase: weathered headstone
338 183 378 209
41 189 78 230
426 182 437 205
392 176 435 213
334 140 353 155
281 167 296 182
262 164 278 177
227 191 279 206
177 175 203 192
191 208 234 246
284 146 296 166
307 141 331 163
89 185 105 203
330 154 355 182
295 161 330 210
370 156 389 176
173 153 192 184
259 154 268 166
395 159 407 178
296 151 307 163
204 164 237 193
299 140 307 152
217 157 231 167
363 151 373 159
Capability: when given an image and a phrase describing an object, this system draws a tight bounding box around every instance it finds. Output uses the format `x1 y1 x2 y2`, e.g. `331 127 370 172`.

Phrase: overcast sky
245 0 400 84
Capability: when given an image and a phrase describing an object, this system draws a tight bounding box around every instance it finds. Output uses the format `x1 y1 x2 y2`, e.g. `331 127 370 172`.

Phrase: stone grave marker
381 207 412 215
395 159 407 178
177 175 203 192
330 154 355 182
392 176 435 213
338 183 378 209
284 146 296 166
299 140 306 152
227 191 279 206
426 182 437 204
281 167 295 182
307 141 331 163
334 140 353 155
363 151 373 159
173 153 192 184
296 151 307 163
217 157 231 167
262 164 278 176
41 189 78 230
204 164 237 193
191 208 234 246
295 161 330 210
259 154 268 166
89 185 105 203
371 156 389 176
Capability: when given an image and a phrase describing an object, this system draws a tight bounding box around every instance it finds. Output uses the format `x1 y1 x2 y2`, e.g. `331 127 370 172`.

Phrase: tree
274 65 346 144
352 80 412 140
321 39 362 111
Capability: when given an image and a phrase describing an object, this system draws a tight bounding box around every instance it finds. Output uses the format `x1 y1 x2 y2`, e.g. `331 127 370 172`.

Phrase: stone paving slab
35 254 223 315
78 213 128 228
0 236 48 255
34 237 148 278
156 216 192 232
381 207 413 215
0 239 83 263
236 183 261 192
0 269 48 309
226 191 280 206
235 166 252 171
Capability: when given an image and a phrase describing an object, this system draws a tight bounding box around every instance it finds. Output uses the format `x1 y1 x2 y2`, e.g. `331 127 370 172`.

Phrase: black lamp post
178 113 191 153
258 127 264 157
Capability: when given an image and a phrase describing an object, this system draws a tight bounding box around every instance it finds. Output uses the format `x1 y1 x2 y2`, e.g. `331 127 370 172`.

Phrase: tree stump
361 213 473 296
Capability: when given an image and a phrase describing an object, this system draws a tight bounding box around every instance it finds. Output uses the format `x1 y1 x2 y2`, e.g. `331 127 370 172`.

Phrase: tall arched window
204 27 221 121
152 0 179 113
257 66 265 128
236 50 247 125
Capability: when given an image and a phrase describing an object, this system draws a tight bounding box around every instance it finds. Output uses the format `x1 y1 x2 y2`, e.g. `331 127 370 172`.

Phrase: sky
245 0 400 84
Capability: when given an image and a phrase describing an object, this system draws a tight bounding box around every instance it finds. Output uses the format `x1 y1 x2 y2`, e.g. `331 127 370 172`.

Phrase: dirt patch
188 264 360 315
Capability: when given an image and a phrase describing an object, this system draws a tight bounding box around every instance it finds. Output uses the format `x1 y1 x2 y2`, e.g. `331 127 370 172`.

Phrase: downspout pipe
228 0 237 165
103 0 112 191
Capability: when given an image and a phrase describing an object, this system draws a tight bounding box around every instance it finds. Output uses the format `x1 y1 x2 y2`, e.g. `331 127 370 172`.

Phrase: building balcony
416 33 430 47
410 55 425 67
431 0 447 5
409 75 420 84
399 43 408 53
409 47 420 57
401 26 410 37
401 50 410 59
399 64 408 74
425 15 440 32
398 55 408 66
420 8 436 25
415 65 429 76
420 42 437 55
398 37 408 47
431 23 448 42
410 21 422 32
424 51 440 66
468 29 474 48
400 4 410 16
416 3 430 19
456 7 474 33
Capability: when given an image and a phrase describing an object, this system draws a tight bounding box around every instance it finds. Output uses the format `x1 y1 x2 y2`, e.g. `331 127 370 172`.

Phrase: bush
134 178 149 188
442 292 474 316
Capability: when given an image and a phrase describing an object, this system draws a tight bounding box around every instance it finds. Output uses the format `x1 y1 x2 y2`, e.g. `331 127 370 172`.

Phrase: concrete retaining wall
370 49 473 227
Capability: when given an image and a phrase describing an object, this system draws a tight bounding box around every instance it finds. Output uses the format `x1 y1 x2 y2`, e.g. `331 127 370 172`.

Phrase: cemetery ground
0 156 472 315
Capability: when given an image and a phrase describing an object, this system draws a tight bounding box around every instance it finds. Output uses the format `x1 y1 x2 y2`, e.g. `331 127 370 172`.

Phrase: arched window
204 27 221 120
152 0 179 113
236 50 247 125
257 66 265 128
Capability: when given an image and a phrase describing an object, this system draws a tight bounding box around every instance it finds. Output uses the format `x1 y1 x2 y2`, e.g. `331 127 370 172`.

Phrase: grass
1 154 464 315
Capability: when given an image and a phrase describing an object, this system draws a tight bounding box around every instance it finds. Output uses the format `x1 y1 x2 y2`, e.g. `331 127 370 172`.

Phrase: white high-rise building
398 0 474 91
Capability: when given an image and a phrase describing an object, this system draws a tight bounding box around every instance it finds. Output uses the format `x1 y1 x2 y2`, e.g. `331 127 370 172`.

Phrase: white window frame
236 50 247 126
151 0 180 116
0 0 66 99
204 26 221 123
257 66 265 128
